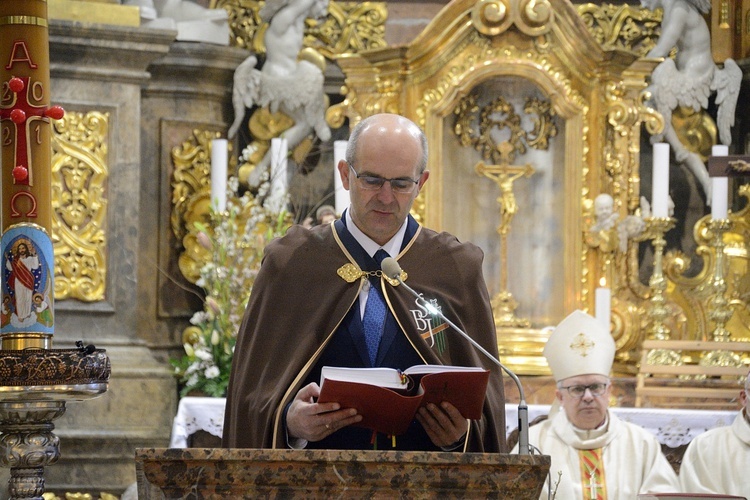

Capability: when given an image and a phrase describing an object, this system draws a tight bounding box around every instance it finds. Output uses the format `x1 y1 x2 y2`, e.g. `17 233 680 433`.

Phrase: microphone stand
384 264 530 455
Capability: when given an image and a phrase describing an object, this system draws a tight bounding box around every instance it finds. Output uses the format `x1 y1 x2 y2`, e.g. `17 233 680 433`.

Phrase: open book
317 364 490 436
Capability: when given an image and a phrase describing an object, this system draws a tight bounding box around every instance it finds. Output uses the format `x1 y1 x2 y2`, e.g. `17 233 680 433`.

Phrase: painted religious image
1 226 54 333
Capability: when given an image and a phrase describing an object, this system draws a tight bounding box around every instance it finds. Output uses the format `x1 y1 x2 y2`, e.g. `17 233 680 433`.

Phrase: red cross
0 76 64 185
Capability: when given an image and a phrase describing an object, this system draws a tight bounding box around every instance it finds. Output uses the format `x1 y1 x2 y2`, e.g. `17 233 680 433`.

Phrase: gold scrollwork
51 111 109 302
472 0 511 36
638 90 665 137
671 106 717 161
471 0 553 38
453 92 557 164
213 0 387 57
576 3 662 57
518 0 553 35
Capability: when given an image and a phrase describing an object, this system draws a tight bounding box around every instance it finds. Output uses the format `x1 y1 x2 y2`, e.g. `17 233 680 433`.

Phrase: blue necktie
363 249 389 365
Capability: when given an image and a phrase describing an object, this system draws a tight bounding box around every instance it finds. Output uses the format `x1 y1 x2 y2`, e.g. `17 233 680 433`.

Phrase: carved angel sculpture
228 0 332 187
588 194 647 253
642 0 742 204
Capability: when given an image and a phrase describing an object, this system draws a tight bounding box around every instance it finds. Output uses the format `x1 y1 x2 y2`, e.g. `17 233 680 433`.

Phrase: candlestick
595 287 611 332
267 137 288 213
210 139 228 213
644 216 682 365
702 218 740 367
334 140 349 215
651 143 670 218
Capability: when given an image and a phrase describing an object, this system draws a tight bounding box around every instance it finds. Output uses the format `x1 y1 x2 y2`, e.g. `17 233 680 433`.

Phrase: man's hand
415 402 468 449
286 383 362 441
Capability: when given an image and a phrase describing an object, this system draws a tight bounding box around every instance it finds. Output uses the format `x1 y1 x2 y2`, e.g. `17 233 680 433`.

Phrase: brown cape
222 220 506 452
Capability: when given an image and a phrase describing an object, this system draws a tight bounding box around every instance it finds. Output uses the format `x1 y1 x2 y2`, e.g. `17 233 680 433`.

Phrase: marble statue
641 0 742 204
229 0 332 187
124 0 230 45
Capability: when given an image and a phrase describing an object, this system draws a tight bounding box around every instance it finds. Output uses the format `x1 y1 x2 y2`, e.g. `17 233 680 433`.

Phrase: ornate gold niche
336 0 664 374
453 92 558 329
51 111 109 303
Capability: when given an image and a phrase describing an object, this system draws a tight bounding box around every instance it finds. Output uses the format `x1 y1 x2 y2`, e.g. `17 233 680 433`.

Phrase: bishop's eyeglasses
558 382 609 398
348 163 420 194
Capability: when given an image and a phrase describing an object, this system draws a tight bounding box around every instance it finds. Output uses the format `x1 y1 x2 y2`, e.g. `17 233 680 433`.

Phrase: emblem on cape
410 296 448 354
336 263 407 287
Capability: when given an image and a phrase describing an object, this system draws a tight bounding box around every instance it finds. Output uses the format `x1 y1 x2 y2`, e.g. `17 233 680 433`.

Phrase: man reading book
223 113 506 452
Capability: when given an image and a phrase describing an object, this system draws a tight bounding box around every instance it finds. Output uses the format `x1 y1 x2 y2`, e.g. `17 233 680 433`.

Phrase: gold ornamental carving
415 32 586 132
170 130 228 285
50 111 108 302
454 94 558 162
576 3 662 57
214 0 387 57
594 59 665 369
472 0 554 37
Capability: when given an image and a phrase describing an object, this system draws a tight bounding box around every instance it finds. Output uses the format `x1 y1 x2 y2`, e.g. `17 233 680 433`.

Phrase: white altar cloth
170 397 738 449
169 396 227 448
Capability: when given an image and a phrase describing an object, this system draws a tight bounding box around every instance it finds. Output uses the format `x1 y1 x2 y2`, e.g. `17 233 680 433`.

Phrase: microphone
381 257 531 455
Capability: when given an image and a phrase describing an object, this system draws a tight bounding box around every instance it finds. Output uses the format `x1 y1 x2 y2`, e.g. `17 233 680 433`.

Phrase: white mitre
543 310 615 382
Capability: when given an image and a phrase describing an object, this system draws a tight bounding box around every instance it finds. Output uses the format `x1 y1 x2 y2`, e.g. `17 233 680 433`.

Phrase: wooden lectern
135 448 550 499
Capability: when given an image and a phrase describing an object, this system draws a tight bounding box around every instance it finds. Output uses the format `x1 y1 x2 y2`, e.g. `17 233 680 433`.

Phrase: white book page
320 366 406 389
403 365 487 375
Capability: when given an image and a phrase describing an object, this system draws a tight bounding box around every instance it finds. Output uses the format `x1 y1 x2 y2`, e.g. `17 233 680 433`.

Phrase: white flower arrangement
171 176 292 397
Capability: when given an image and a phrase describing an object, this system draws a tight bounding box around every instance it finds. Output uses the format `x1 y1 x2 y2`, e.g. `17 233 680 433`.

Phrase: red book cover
317 365 490 436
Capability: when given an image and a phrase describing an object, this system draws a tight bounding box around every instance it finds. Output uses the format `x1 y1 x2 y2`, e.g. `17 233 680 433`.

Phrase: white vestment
678 410 750 497
515 410 679 499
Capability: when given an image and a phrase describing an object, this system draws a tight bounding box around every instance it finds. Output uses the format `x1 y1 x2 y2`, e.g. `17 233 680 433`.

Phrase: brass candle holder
644 217 681 365
701 218 741 367
0 346 110 499
645 217 675 340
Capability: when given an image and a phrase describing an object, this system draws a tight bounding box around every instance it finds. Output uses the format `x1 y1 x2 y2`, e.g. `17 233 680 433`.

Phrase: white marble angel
228 0 332 187
641 0 742 204
589 194 647 253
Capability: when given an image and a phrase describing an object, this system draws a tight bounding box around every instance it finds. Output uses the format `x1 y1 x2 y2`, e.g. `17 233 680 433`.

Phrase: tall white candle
595 287 611 332
334 140 349 216
267 137 288 213
210 138 227 213
651 143 670 218
711 145 729 220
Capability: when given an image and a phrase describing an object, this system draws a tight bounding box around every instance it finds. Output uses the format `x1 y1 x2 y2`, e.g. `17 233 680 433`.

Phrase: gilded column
0 0 63 349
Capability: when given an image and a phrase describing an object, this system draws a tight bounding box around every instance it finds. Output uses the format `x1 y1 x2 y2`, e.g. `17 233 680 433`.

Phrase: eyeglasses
559 383 609 398
347 163 420 194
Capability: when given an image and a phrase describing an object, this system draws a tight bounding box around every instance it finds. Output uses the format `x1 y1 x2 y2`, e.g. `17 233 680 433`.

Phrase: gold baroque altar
48 0 749 379
333 0 749 378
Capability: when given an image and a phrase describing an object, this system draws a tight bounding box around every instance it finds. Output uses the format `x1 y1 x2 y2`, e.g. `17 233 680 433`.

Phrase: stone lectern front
135 448 550 498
